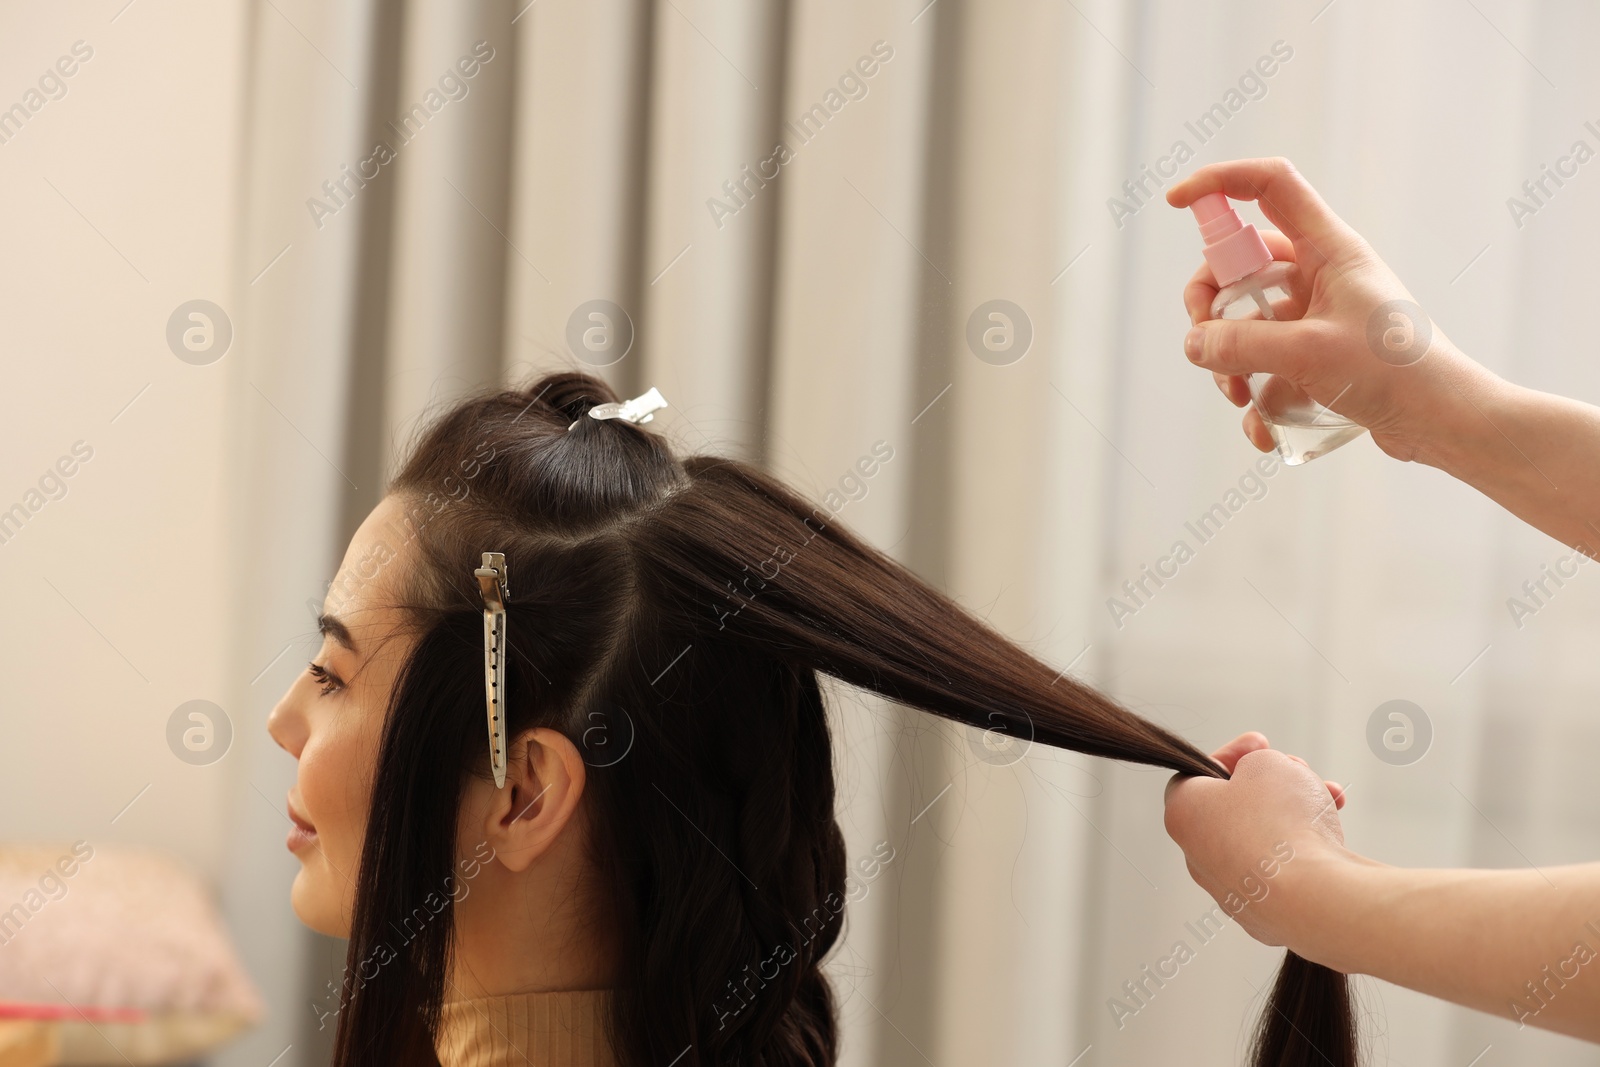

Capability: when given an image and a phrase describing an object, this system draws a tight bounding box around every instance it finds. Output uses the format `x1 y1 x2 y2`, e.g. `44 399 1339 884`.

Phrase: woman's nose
266 684 307 758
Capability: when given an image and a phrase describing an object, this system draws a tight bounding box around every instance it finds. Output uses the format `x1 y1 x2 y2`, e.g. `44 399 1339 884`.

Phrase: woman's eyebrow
318 612 358 654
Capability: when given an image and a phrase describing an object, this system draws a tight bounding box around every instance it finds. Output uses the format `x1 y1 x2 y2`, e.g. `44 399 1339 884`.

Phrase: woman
267 371 1352 1066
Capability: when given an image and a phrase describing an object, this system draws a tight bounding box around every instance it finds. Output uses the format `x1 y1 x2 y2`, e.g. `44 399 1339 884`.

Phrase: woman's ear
479 727 587 873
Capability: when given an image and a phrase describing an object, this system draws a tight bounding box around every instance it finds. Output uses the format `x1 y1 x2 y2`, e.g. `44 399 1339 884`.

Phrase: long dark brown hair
327 370 1356 1067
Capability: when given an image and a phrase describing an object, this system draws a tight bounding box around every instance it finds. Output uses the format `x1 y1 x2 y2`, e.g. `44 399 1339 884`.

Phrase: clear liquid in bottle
1209 260 1366 465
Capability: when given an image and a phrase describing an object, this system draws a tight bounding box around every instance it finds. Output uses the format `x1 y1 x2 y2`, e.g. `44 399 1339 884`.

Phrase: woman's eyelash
306 661 345 695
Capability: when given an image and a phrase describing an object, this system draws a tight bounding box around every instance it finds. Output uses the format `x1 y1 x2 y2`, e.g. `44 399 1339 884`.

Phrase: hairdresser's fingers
1185 316 1317 381
1215 371 1251 407
1183 260 1218 327
1208 731 1271 775
1162 768 1223 812
1284 756 1347 807
1162 772 1184 806
1232 749 1348 847
1161 773 1232 850
1245 410 1275 452
1165 157 1353 267
1186 234 1300 424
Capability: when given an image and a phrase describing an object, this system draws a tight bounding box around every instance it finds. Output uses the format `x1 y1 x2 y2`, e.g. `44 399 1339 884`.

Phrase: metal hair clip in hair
474 552 510 789
567 386 669 431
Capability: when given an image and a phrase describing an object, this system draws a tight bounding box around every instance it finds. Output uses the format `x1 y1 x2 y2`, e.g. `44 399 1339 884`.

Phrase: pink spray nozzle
1189 192 1272 287
1190 192 1233 225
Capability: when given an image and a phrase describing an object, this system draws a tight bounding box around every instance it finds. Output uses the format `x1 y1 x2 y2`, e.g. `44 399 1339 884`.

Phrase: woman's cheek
303 717 379 872
286 728 365 936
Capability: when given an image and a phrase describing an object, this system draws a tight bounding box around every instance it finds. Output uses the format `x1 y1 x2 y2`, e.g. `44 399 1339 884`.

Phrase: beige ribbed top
435 989 617 1067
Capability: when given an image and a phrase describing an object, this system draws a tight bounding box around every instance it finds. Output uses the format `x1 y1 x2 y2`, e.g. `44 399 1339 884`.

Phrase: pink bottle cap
1189 192 1272 287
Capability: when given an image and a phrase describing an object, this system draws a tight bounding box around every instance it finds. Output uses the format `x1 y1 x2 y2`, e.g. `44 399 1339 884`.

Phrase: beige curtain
216 2 1600 1066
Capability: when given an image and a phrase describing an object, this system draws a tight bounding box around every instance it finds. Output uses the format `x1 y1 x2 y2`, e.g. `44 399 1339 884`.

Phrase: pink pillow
0 842 263 1065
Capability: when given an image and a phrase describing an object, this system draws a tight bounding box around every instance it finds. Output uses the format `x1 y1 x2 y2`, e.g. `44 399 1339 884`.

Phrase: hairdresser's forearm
1293 855 1600 1041
1420 358 1600 557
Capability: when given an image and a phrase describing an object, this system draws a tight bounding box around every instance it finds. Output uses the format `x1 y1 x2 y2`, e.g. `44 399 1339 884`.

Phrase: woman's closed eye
306 661 346 695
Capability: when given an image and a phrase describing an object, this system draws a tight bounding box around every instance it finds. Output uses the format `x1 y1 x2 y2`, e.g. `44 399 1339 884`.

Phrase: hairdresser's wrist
1397 340 1515 477
1369 335 1491 473
1274 844 1394 975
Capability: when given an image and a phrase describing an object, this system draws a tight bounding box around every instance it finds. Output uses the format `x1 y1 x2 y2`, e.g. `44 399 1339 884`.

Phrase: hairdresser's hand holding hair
1169 156 1600 560
1167 736 1600 1042
1164 733 1346 949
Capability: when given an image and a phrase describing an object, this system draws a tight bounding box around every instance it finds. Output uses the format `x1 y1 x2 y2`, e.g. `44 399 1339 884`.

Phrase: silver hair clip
474 552 510 789
568 386 668 431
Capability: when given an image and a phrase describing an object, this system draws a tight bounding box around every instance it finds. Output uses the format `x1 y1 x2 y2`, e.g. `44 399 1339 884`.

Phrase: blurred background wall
3 0 1599 1065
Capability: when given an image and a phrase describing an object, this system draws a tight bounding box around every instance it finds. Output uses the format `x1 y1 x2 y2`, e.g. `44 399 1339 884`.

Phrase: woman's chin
290 865 352 938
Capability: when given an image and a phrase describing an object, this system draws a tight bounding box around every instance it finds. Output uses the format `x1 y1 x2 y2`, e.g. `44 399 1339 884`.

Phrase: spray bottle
1189 192 1365 464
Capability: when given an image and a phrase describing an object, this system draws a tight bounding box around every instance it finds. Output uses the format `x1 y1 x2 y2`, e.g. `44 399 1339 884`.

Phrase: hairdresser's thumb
1184 317 1311 380
1161 771 1225 843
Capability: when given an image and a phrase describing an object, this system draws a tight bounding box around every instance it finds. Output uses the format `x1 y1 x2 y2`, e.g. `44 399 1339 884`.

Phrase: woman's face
267 495 418 937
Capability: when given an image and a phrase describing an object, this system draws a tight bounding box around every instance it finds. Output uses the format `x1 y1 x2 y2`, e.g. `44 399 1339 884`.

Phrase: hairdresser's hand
1175 735 1600 1042
1164 733 1351 951
1167 157 1493 465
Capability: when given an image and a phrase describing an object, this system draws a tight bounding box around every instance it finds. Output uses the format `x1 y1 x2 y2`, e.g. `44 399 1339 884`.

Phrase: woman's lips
286 795 318 853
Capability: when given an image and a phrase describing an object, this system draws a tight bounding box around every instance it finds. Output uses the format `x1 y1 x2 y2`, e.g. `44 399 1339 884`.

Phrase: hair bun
524 372 622 425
